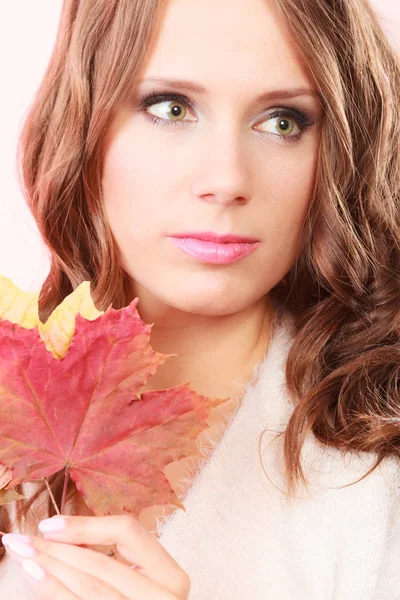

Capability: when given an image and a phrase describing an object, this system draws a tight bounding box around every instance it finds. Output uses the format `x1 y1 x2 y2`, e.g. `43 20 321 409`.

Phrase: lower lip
168 237 260 264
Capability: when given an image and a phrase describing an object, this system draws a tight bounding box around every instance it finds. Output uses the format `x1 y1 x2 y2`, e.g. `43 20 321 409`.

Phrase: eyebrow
137 77 318 102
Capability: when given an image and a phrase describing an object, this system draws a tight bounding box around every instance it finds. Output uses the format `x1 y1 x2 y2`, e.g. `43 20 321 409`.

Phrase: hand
2 515 191 599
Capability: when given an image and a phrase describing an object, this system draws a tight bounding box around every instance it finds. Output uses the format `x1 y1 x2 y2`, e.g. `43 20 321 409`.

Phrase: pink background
1 1 399 292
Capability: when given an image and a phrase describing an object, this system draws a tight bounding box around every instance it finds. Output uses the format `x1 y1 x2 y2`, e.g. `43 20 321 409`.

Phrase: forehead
141 0 313 92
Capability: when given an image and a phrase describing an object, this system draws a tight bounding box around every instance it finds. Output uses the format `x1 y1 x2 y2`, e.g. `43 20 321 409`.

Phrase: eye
146 99 195 122
138 91 315 140
257 115 299 137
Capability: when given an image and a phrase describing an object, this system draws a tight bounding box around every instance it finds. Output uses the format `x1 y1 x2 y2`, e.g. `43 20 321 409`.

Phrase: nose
190 127 254 206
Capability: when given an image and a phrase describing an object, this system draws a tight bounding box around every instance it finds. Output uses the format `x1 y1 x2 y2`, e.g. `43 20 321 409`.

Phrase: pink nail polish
38 516 67 534
2 533 31 545
22 559 45 581
3 538 35 558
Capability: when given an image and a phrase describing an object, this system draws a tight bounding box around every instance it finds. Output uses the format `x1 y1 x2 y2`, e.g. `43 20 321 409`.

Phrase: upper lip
169 231 260 243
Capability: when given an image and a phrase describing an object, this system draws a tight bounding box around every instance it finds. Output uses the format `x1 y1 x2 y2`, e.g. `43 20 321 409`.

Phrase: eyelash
138 90 315 143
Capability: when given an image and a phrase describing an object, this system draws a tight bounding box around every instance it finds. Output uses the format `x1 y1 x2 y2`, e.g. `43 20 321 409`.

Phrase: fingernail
3 538 35 558
2 533 31 545
38 516 67 533
22 559 45 581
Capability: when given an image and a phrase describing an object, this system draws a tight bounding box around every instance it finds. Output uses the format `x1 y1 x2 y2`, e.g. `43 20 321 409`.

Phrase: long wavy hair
1 0 399 559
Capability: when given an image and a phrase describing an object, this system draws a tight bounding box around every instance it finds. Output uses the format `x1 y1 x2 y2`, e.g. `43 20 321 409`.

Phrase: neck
135 291 275 400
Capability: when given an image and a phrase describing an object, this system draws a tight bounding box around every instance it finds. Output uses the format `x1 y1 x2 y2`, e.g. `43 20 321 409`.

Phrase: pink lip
168 236 260 264
170 231 259 244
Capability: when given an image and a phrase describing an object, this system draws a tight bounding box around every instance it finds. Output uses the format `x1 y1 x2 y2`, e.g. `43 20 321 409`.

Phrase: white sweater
1 307 400 598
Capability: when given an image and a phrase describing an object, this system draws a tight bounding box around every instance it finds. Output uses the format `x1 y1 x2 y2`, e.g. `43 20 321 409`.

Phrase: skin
101 0 322 401
2 516 190 599
4 0 322 597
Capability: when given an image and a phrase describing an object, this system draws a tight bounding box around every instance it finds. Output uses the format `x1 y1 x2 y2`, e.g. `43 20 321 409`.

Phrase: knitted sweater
1 308 400 599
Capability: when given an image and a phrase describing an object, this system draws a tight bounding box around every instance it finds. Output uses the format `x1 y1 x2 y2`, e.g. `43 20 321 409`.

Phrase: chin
128 267 265 318
163 284 259 316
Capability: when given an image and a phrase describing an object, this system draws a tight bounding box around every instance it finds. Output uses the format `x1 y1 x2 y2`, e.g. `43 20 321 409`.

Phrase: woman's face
102 0 322 318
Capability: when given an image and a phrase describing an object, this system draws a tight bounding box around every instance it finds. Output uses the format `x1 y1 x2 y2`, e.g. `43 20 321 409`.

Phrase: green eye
260 116 297 137
148 101 188 121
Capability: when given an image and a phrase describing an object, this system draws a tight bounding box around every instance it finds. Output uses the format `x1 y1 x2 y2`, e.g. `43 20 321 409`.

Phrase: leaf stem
60 467 69 515
44 477 60 516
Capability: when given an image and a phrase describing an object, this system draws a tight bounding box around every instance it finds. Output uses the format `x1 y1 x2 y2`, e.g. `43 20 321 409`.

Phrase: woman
0 0 399 597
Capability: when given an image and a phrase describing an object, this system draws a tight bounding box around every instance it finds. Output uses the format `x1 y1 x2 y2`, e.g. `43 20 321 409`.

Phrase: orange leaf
0 289 228 518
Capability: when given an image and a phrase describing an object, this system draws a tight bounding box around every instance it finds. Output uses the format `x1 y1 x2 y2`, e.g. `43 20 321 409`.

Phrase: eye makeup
137 89 316 143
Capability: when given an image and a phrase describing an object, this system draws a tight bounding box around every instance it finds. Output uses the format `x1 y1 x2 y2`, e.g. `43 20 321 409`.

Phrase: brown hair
1 0 399 559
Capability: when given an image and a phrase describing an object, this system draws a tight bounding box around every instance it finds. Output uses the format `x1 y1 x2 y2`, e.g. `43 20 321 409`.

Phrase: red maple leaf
0 300 228 517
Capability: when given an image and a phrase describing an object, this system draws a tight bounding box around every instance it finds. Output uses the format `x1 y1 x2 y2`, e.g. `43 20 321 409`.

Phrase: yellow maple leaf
0 274 39 329
0 275 103 359
37 281 104 359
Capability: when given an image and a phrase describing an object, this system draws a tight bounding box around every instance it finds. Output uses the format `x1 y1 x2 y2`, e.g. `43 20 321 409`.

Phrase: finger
3 533 172 600
38 515 190 597
5 546 126 600
22 561 79 600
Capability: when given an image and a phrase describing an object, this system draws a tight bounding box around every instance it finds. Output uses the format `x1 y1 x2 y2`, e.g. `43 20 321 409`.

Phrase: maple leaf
0 274 103 358
0 274 40 329
0 464 25 504
0 276 228 518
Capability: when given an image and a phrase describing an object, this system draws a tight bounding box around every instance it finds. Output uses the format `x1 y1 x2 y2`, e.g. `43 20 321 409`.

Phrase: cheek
102 115 182 198
281 166 315 224
101 133 163 242
261 146 318 254
101 118 189 230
